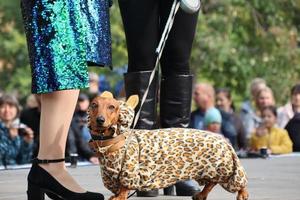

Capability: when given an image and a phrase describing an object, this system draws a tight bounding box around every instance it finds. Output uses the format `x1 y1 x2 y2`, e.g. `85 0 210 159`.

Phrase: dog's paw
237 188 249 200
192 192 207 200
108 196 117 200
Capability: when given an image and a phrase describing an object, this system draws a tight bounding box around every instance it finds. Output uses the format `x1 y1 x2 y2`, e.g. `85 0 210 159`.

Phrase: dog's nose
96 116 105 125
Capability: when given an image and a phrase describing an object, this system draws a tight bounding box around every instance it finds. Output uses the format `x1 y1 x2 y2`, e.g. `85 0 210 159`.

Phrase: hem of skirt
87 60 113 70
32 84 89 94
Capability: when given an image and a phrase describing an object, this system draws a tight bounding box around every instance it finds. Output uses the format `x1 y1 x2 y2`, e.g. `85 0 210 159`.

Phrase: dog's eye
108 105 115 111
90 103 98 109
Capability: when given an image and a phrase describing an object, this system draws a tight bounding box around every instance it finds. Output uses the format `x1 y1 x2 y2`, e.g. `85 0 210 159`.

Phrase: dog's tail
220 142 248 193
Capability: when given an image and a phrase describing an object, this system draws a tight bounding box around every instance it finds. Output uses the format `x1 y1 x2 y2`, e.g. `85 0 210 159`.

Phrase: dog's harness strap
89 134 125 148
107 140 126 153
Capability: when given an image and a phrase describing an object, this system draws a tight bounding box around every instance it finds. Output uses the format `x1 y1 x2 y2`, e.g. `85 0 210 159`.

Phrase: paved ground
1 156 300 200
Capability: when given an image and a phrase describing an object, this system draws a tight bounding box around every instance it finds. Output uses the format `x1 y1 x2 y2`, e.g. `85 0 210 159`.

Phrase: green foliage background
0 0 300 105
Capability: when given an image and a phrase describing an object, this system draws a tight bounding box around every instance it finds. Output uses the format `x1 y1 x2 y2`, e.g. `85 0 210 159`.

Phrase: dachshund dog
88 91 249 200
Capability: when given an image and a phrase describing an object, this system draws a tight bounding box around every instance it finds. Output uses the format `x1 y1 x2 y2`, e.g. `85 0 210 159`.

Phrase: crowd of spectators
1 75 300 168
190 78 298 156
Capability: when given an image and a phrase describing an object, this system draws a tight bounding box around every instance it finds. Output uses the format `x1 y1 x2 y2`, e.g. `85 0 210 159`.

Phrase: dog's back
117 128 247 192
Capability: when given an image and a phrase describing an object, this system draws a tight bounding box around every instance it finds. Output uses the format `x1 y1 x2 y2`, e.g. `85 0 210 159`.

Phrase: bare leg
37 89 85 193
237 187 249 200
109 187 129 200
193 182 216 200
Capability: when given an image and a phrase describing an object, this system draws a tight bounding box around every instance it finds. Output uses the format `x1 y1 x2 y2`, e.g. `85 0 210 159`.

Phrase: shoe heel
27 183 45 200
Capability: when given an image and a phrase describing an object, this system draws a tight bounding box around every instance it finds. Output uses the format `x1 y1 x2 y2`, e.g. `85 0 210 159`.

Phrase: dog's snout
96 116 105 125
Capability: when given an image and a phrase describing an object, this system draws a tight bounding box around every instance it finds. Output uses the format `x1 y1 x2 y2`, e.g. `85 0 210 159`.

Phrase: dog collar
91 134 114 140
89 134 126 154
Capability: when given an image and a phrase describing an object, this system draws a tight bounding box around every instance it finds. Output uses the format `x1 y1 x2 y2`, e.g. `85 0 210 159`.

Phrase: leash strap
132 0 181 128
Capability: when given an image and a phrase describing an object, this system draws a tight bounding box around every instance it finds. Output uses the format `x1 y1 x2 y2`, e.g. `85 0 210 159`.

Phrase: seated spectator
278 83 300 128
88 72 100 99
204 107 222 133
250 106 292 155
240 78 267 139
216 88 247 150
241 85 275 141
0 94 33 166
25 94 40 109
74 93 91 142
190 83 215 129
285 112 300 152
256 86 275 109
20 94 41 157
66 92 99 164
66 118 99 164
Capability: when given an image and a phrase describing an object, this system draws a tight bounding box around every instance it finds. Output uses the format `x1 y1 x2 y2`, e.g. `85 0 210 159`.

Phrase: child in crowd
204 107 222 133
250 106 293 154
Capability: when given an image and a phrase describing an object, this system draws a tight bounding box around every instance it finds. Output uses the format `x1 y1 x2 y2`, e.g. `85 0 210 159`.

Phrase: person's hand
256 126 267 137
9 128 19 139
23 127 34 144
267 149 272 155
89 156 99 164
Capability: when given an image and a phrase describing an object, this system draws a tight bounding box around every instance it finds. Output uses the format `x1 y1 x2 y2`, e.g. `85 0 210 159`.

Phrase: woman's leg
159 0 200 196
159 0 199 76
37 89 85 192
119 0 160 196
118 0 159 72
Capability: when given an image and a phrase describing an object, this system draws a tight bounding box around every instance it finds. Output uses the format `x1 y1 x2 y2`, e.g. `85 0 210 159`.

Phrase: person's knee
127 43 157 72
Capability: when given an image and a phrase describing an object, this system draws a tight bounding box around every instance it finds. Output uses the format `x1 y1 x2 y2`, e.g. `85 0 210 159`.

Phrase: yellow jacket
250 127 293 154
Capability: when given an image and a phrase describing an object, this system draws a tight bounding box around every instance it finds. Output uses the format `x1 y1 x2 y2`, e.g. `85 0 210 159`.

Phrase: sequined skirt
21 0 112 94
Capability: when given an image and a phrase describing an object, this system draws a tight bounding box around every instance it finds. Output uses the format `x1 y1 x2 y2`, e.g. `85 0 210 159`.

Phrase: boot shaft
124 71 159 129
160 74 193 128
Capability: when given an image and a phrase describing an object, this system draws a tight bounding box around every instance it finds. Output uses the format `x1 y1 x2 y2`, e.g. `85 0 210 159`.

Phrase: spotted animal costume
89 100 248 195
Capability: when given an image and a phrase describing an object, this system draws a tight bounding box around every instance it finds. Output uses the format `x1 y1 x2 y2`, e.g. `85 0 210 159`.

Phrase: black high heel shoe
27 158 104 200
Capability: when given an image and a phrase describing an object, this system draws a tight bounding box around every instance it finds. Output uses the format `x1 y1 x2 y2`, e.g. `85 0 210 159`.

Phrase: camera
17 124 28 136
18 128 27 136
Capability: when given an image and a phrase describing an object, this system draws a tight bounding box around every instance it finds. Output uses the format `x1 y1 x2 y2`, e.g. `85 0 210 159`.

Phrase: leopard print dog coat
89 95 248 195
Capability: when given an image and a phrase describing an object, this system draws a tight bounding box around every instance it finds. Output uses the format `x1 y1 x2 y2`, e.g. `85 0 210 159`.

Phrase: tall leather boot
160 74 201 196
124 70 159 197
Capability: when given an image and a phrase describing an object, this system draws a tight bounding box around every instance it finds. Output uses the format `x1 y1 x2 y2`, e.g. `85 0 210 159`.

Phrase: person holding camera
0 94 34 166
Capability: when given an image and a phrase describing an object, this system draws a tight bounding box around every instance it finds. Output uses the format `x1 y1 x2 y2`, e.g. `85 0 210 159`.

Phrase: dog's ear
126 95 139 109
100 91 113 98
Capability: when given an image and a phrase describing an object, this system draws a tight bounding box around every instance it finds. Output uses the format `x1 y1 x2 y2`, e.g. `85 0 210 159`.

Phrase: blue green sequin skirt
21 0 112 94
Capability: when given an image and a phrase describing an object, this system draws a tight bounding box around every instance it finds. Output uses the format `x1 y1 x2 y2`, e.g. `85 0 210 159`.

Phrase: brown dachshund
88 91 249 200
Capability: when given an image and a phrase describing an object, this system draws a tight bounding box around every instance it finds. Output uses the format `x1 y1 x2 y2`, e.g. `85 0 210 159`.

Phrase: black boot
124 70 159 197
160 74 201 196
124 71 158 129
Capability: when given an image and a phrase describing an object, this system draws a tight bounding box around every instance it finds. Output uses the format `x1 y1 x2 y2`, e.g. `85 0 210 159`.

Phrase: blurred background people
240 78 267 139
255 87 275 111
66 93 98 164
20 94 41 157
241 85 275 141
190 83 215 130
285 112 300 152
250 106 292 155
74 93 91 142
216 88 247 150
203 107 222 133
88 72 100 99
278 83 300 128
66 119 99 165
0 94 33 166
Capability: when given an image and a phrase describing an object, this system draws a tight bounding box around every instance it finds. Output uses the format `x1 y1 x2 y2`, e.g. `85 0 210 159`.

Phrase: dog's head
88 91 138 137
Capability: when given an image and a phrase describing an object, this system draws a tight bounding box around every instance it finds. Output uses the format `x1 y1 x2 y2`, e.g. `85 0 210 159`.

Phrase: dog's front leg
109 187 129 200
